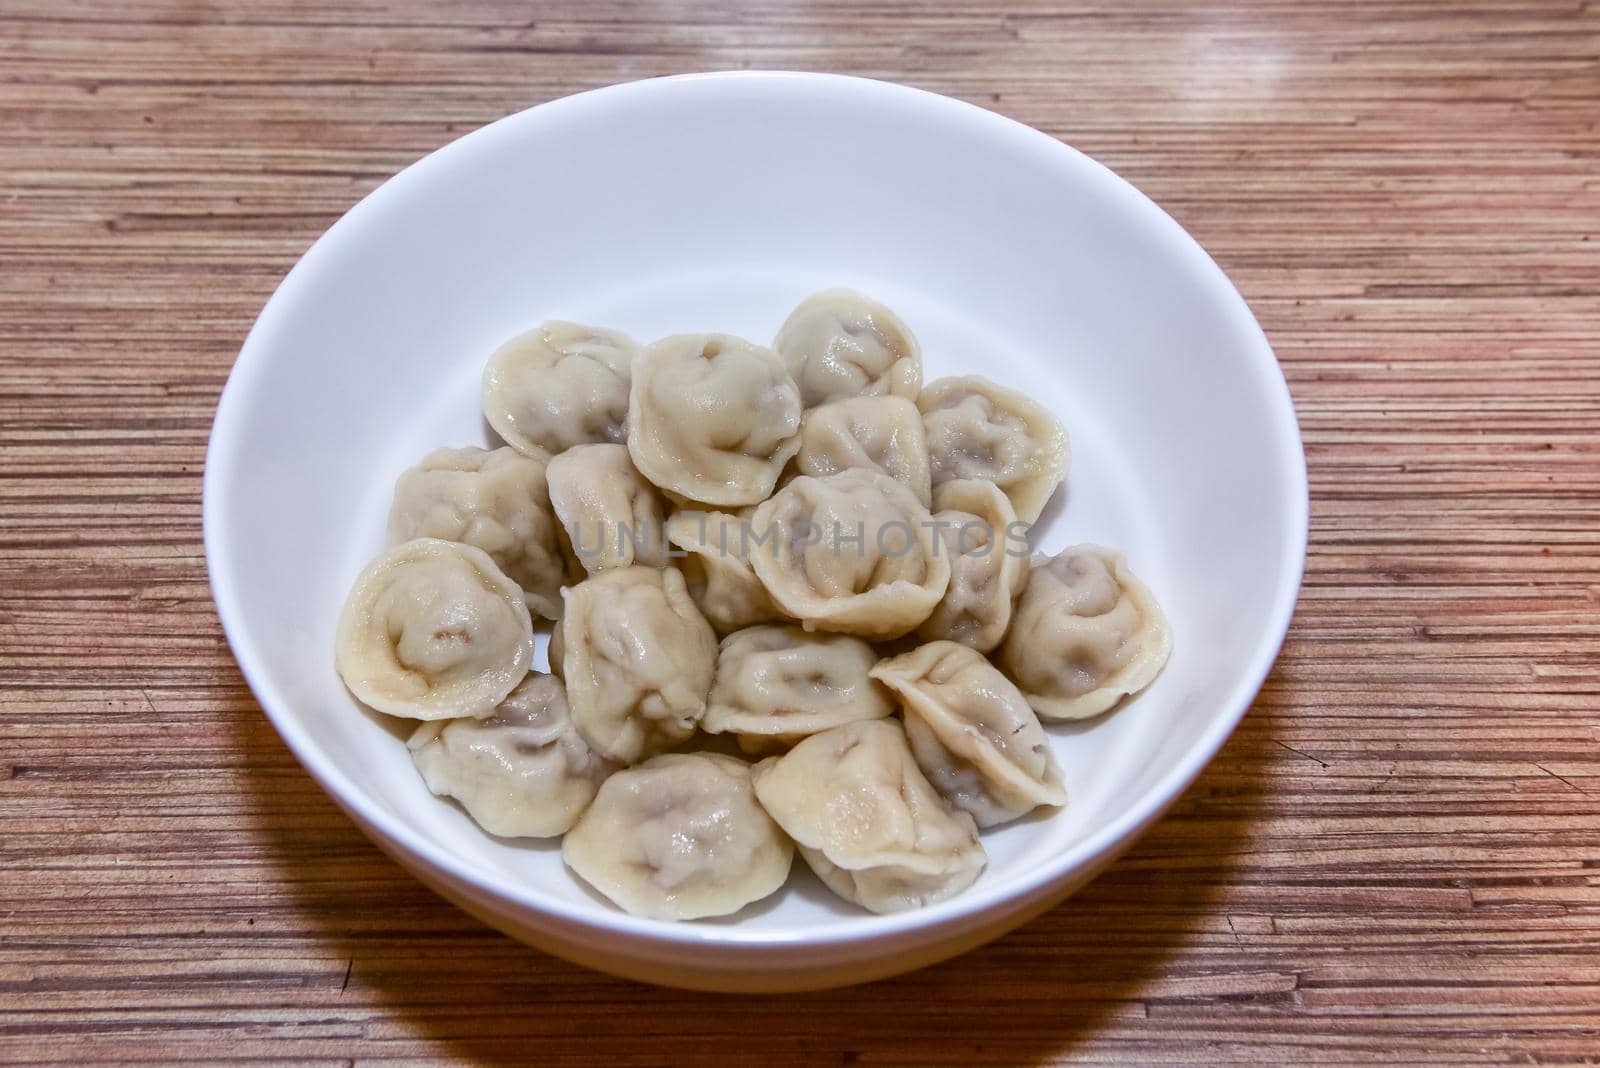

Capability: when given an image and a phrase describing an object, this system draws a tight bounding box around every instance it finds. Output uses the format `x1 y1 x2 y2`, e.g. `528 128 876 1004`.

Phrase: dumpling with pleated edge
915 478 1029 652
998 544 1172 720
751 719 985 914
555 565 717 764
482 320 639 460
747 468 950 640
872 641 1066 828
918 374 1069 525
772 288 922 409
547 443 670 576
702 625 893 754
664 507 787 635
335 538 534 720
408 672 615 837
386 445 566 620
626 332 802 507
563 752 793 921
793 394 932 507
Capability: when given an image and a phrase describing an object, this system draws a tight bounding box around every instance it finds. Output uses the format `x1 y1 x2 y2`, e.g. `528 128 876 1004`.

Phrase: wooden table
3 2 1597 1062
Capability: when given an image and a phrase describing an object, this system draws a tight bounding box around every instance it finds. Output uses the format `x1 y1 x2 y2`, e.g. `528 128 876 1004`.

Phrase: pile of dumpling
334 290 1172 920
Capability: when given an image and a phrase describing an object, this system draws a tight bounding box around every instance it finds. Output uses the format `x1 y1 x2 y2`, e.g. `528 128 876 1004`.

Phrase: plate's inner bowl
210 75 1300 938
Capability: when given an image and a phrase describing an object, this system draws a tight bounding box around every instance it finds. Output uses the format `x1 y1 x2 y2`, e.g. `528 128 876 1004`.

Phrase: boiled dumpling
794 395 932 507
919 375 1069 524
872 642 1065 827
703 625 892 752
386 445 566 620
998 545 1172 720
562 753 793 920
915 479 1029 651
626 333 802 507
747 469 950 639
335 538 534 720
772 289 921 408
556 566 717 763
546 443 669 575
664 508 785 634
482 320 638 460
751 719 984 914
407 672 614 837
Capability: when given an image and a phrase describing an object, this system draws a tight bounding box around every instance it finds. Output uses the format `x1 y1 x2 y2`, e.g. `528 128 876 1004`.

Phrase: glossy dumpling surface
562 753 793 920
482 320 638 460
751 719 985 914
626 333 802 507
794 395 932 507
664 508 785 634
747 469 950 639
702 625 892 749
772 289 922 408
918 375 1069 524
915 479 1029 652
386 445 565 620
335 538 534 720
998 545 1172 720
407 672 614 837
556 566 717 763
547 443 669 575
872 642 1065 827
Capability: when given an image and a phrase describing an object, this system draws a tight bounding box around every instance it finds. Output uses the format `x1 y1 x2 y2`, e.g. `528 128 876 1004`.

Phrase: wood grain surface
3 1 1598 1063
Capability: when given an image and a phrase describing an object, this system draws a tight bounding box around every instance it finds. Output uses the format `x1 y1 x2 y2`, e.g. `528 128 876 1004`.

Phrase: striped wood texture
1 1 1597 1063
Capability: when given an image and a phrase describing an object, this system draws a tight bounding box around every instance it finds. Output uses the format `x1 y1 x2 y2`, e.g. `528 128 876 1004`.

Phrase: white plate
204 71 1307 992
